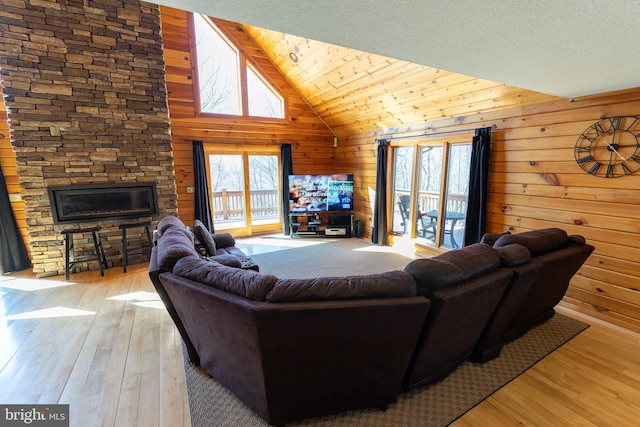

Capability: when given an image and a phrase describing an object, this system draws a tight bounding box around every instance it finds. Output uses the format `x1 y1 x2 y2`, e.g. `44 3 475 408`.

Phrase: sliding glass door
206 148 280 236
391 146 415 235
443 143 471 248
208 154 247 230
416 145 444 243
248 155 280 228
391 137 471 249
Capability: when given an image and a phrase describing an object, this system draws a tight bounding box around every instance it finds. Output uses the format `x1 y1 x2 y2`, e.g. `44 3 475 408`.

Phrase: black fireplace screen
48 183 158 224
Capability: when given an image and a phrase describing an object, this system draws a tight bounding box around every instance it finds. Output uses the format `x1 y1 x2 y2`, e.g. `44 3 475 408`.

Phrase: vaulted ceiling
240 22 560 135
152 0 640 100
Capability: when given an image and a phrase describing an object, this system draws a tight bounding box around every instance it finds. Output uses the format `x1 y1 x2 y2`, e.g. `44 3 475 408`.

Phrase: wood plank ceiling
242 22 562 137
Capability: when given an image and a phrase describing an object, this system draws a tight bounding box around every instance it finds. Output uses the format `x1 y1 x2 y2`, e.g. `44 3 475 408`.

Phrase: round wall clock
574 116 640 178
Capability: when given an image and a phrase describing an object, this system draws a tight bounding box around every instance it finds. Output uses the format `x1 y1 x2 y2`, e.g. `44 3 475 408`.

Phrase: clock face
575 116 640 178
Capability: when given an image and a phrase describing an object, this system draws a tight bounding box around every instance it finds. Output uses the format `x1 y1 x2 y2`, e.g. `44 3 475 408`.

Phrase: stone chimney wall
0 0 177 277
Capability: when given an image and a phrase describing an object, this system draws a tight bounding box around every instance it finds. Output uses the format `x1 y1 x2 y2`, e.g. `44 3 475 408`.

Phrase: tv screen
327 180 354 211
288 174 353 212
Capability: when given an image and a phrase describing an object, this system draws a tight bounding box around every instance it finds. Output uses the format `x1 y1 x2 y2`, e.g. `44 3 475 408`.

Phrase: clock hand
607 129 628 162
607 143 627 162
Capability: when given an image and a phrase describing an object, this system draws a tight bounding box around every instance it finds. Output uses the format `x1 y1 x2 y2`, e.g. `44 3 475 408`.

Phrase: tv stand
289 212 353 238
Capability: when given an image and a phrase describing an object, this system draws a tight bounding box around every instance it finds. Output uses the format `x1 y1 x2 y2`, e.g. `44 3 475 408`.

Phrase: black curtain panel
463 127 492 245
192 140 215 232
372 139 389 245
0 165 30 274
280 144 293 235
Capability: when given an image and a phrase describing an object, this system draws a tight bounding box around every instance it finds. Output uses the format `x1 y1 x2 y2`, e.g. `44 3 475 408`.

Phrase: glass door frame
203 144 281 237
389 133 472 250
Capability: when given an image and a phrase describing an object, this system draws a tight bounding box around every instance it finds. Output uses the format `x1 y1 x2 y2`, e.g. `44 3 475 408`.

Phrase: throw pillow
193 219 216 256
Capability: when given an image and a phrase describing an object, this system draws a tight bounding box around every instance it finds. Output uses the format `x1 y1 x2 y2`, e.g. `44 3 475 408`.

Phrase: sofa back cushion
495 243 532 267
172 256 278 301
404 243 500 294
212 232 236 249
480 230 511 246
493 228 568 256
156 215 186 236
156 226 199 270
265 270 417 303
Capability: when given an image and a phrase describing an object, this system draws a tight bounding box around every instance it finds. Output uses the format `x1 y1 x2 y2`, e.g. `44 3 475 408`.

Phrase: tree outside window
193 14 284 119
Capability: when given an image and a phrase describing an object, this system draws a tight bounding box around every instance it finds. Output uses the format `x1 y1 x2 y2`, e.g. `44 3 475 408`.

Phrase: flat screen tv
288 174 353 212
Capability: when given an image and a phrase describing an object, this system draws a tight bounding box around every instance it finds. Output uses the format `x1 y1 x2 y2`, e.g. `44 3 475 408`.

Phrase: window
391 138 471 249
193 14 284 119
193 14 240 115
247 65 284 118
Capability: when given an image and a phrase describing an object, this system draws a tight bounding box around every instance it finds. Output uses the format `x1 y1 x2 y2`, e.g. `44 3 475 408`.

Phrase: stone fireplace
0 0 178 277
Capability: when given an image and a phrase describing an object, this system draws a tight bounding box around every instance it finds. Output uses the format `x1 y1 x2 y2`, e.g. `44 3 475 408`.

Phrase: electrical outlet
187 187 195 193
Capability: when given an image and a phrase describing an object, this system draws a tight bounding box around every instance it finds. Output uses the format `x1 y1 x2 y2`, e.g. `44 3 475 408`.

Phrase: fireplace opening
48 183 158 224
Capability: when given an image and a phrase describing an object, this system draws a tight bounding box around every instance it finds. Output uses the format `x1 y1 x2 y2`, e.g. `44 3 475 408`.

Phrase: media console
289 212 354 238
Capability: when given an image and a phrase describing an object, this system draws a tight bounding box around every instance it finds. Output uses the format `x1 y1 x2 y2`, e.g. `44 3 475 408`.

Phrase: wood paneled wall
160 7 336 225
337 89 640 333
0 97 30 259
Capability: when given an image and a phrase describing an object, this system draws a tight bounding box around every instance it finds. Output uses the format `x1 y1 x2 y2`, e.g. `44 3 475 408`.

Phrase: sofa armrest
207 253 242 268
149 248 200 366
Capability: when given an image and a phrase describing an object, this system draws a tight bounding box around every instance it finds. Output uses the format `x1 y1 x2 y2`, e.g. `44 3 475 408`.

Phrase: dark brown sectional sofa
472 228 595 361
148 215 594 426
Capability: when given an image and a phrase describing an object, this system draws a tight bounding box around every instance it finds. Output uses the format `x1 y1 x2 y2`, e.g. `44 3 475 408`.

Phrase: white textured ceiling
150 0 640 98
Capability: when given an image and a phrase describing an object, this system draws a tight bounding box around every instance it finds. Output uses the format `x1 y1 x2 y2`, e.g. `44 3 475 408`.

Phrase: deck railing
211 189 279 220
393 190 468 231
395 190 468 214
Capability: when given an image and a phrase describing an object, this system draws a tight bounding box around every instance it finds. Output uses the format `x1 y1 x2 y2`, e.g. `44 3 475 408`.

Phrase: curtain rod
376 124 497 142
184 139 293 145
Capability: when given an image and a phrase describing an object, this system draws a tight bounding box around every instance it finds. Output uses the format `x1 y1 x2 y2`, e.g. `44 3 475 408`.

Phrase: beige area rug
238 236 417 278
182 238 589 426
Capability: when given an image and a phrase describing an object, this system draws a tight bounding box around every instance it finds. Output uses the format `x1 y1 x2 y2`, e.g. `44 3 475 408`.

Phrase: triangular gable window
193 14 284 119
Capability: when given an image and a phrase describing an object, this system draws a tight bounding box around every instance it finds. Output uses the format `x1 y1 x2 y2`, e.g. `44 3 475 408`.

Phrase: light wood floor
1 262 639 426
0 264 189 427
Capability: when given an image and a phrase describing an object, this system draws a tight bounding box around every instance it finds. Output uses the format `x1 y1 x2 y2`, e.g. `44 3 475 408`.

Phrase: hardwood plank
0 265 189 426
454 305 640 426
